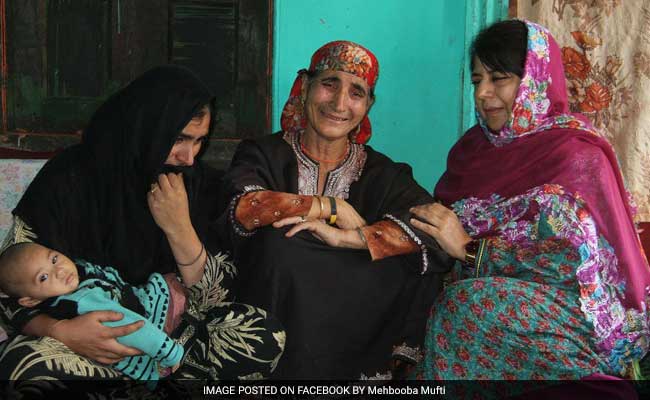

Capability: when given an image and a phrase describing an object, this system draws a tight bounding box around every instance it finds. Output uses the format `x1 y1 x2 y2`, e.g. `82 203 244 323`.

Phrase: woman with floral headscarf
410 20 650 381
218 40 453 379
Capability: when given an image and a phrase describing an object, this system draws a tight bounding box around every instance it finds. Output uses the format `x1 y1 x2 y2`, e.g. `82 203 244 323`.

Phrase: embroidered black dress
218 131 453 379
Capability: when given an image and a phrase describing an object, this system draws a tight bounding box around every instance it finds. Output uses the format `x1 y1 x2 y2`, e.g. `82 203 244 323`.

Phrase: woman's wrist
175 243 205 267
47 319 68 340
308 196 332 220
339 228 367 249
355 227 368 249
462 238 488 271
308 196 322 219
162 220 194 239
457 235 473 260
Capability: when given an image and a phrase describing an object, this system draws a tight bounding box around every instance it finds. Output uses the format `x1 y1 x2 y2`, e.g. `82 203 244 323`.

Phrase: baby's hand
172 362 181 373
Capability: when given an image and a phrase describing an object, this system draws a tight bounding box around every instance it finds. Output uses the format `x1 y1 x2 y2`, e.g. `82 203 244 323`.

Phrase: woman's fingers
91 343 134 364
157 173 173 192
285 220 317 237
273 216 331 242
286 219 331 237
105 320 145 340
411 203 453 227
96 357 123 365
410 218 441 239
148 174 188 219
410 204 436 218
413 205 471 260
102 339 143 358
167 172 184 189
410 208 438 226
149 173 184 197
146 190 155 205
273 216 306 228
54 312 145 364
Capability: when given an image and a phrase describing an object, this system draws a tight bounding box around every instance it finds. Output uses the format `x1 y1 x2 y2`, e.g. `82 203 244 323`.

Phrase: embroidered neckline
283 130 367 199
299 139 350 164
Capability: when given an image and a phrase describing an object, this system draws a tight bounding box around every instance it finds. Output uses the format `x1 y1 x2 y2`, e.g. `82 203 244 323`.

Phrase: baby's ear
18 296 42 308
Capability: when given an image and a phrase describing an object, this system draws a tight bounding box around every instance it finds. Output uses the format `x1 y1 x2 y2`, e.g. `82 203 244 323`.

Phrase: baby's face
18 244 79 301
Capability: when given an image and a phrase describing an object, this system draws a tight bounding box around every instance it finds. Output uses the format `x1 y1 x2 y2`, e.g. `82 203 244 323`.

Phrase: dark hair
191 103 210 119
470 20 528 78
0 242 34 298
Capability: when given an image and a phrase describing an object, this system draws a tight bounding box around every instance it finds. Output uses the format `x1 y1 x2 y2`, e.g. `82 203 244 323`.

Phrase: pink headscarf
435 20 649 366
478 21 598 146
280 40 379 144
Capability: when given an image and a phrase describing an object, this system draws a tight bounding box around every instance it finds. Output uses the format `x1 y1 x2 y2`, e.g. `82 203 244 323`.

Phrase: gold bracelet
315 196 325 219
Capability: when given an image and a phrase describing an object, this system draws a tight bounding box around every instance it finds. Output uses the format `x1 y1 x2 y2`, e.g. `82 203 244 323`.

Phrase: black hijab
14 65 219 284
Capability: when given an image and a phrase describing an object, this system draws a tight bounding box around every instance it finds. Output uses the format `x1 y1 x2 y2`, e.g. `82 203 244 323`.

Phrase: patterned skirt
412 236 617 397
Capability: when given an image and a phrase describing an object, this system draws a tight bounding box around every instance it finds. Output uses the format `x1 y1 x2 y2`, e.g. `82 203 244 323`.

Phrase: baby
0 242 185 386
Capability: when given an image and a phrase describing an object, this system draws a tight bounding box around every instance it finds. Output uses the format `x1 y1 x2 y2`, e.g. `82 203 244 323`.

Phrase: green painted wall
272 0 507 191
461 0 510 132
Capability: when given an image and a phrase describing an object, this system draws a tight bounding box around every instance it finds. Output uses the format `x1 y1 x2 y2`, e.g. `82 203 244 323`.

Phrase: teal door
272 0 508 190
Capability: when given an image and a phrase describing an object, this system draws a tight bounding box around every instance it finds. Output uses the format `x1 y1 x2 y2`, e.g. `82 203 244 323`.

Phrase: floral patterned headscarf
438 20 650 372
479 20 598 146
280 40 379 144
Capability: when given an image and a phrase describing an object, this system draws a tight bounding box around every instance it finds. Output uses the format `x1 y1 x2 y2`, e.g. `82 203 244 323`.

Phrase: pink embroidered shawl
435 20 649 367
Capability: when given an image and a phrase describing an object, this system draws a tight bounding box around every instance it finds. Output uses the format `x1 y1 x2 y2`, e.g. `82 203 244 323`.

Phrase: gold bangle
315 196 325 219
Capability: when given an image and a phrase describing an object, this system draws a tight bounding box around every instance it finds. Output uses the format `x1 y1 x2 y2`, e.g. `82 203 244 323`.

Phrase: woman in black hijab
0 66 284 384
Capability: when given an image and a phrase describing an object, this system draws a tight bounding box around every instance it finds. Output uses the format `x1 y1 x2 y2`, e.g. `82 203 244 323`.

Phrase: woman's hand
147 173 192 236
273 216 365 249
50 311 144 365
148 172 205 286
332 198 366 230
409 203 472 260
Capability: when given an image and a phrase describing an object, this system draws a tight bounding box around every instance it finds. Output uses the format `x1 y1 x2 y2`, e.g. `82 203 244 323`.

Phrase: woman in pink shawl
410 19 650 381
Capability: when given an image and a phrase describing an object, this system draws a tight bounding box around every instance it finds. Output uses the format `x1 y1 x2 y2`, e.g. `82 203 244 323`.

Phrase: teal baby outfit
42 260 183 385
